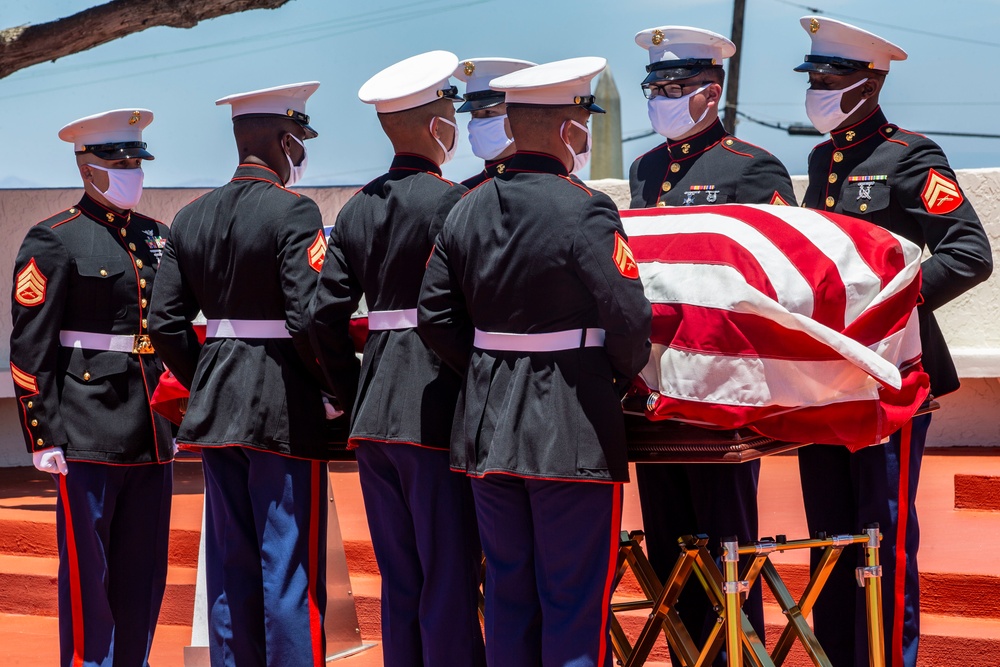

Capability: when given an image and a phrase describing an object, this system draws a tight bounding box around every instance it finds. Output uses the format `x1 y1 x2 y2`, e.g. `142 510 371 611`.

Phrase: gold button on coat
656 201 666 207
860 203 868 212
140 278 147 288
119 228 127 237
825 196 835 207
83 371 91 381
662 182 672 192
135 259 143 269
828 173 838 184
129 243 136 251
141 298 148 308
142 318 148 329
31 419 38 427
27 401 33 408
99 269 108 277
670 163 680 173
833 151 844 163
36 438 43 446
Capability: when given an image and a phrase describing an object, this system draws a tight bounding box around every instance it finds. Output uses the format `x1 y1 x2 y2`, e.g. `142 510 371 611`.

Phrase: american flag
621 204 930 451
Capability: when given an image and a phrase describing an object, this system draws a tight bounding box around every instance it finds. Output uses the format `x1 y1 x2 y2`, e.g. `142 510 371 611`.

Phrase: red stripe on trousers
893 421 913 666
597 484 623 666
59 475 85 667
308 461 323 666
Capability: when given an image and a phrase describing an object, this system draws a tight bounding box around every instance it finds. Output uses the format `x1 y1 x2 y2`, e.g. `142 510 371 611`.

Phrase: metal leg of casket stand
859 525 886 667
184 462 372 665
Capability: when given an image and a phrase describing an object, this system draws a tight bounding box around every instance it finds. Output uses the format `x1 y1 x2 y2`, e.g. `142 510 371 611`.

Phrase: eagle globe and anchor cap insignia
307 229 327 273
613 232 639 279
15 258 47 307
921 168 963 215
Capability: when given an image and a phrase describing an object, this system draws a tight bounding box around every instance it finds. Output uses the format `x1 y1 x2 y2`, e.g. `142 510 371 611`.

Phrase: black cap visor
77 141 154 161
437 85 465 104
643 58 718 84
458 90 505 113
794 54 876 74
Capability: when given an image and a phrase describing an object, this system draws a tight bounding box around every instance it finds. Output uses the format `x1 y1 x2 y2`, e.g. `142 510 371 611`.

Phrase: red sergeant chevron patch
307 230 327 273
770 192 789 206
14 258 47 307
921 168 963 215
613 232 639 279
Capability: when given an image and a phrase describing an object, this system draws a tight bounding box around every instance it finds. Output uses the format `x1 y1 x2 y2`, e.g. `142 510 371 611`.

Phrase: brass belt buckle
133 334 155 354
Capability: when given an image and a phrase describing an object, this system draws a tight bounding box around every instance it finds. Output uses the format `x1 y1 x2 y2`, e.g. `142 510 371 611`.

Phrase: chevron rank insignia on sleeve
921 168 963 215
14 259 47 307
307 230 327 273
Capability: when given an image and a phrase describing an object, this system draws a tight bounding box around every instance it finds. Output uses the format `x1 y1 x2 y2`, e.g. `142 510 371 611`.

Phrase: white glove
172 439 180 456
33 447 68 475
322 395 344 420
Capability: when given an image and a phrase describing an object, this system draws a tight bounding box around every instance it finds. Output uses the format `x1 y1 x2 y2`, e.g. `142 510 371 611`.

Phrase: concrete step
0 553 195 626
955 473 1000 511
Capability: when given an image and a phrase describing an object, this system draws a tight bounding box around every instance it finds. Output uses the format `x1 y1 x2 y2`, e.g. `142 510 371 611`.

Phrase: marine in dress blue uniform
454 57 535 189
148 83 334 667
627 28 797 663
793 18 992 666
418 57 652 667
308 51 486 667
10 109 173 667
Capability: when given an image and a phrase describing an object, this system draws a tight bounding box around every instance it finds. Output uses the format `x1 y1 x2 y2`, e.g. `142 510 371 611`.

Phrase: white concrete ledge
950 348 1000 378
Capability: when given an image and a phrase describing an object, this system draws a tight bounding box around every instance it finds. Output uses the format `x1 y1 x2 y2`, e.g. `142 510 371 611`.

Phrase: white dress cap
215 81 320 137
795 16 907 73
58 108 155 159
489 57 607 112
635 26 736 65
359 51 463 114
454 57 537 112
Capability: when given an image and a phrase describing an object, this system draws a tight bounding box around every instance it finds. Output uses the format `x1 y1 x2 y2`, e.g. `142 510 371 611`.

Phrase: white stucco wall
0 171 996 465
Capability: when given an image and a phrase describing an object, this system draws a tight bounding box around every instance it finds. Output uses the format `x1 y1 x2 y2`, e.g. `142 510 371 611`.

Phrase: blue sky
3 0 1000 188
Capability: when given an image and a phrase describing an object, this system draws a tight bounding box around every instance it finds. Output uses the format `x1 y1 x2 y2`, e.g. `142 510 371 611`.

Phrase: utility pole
723 0 746 134
591 67 623 179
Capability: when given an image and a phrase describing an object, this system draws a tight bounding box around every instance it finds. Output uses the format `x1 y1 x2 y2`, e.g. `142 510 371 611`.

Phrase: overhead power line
623 110 1000 141
770 0 1000 49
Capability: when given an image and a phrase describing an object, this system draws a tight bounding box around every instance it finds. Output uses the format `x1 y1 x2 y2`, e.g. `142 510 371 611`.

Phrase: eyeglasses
641 81 713 100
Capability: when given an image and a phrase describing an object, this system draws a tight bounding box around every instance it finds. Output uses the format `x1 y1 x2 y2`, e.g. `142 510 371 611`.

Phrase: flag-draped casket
621 204 929 452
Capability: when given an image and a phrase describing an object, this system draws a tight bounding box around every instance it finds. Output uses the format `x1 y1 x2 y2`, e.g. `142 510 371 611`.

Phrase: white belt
205 319 290 339
59 330 155 354
368 308 418 331
473 328 606 352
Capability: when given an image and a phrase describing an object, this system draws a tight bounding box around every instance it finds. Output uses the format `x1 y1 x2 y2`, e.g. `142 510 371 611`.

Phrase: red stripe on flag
59 475 85 667
652 303 849 361
817 211 907 289
630 233 778 301
843 279 922 345
632 205 849 329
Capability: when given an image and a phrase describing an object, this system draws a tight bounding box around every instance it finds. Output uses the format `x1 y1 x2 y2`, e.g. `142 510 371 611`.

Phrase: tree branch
0 0 293 79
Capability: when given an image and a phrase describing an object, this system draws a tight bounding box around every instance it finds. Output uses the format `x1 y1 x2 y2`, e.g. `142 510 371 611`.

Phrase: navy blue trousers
54 461 172 667
635 461 763 666
472 475 622 667
201 447 327 667
355 442 485 667
798 413 931 667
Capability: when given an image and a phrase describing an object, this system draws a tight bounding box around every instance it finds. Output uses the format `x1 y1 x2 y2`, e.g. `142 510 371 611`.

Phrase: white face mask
284 134 308 187
805 78 869 134
647 85 710 140
431 116 459 165
467 115 513 160
86 164 144 210
561 119 592 175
